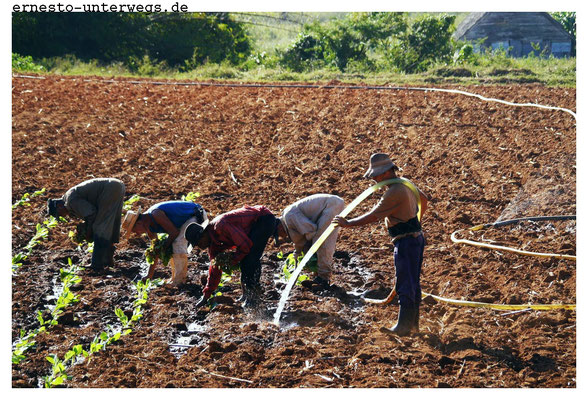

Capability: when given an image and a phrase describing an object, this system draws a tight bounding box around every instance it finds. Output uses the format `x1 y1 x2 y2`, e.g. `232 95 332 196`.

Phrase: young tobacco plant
12 216 63 272
145 233 172 266
42 278 163 387
12 188 46 209
276 251 318 285
12 259 83 365
181 191 200 202
122 194 141 211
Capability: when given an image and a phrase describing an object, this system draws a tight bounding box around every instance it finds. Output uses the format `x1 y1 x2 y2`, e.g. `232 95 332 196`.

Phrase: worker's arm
146 257 158 280
333 211 381 228
151 209 180 246
418 189 428 218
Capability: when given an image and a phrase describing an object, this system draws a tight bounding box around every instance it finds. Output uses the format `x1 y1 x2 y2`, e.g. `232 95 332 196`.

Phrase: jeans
240 214 276 288
393 233 425 307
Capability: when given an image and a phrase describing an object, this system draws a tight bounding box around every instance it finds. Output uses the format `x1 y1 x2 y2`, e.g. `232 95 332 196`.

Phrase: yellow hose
421 292 575 311
363 289 576 310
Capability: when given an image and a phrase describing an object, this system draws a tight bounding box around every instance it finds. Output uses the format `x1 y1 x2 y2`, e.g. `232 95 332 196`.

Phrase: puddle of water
169 320 208 358
46 276 61 302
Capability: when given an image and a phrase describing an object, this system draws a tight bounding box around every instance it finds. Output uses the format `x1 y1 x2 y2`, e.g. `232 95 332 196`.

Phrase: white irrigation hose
417 87 577 120
13 75 577 121
451 215 576 260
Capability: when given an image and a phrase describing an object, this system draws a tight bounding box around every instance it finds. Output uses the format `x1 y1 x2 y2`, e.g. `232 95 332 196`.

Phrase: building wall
458 12 572 58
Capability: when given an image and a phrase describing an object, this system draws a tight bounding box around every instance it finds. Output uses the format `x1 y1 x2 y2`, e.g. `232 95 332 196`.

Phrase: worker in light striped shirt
276 194 345 288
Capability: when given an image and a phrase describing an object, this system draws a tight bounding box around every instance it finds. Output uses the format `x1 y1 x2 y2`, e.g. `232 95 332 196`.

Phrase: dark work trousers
240 214 277 288
393 233 425 307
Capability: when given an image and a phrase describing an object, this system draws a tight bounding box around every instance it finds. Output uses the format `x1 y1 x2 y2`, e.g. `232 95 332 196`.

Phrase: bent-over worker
122 200 207 286
47 178 126 272
185 205 279 309
276 194 345 287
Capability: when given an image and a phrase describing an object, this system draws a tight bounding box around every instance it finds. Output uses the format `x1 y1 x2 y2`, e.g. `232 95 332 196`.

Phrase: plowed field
11 75 576 388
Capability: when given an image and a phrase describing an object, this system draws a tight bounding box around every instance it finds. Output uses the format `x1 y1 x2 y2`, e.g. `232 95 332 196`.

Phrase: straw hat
363 153 399 178
122 208 141 239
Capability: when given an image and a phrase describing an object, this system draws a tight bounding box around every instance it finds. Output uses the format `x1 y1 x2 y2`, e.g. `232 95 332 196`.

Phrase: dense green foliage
11 12 575 87
388 14 456 72
279 13 455 73
12 53 44 72
12 13 252 70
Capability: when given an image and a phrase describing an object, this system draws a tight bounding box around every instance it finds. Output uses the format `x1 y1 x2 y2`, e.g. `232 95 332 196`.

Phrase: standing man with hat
185 205 279 309
122 201 207 286
333 153 428 336
276 194 345 287
47 178 126 272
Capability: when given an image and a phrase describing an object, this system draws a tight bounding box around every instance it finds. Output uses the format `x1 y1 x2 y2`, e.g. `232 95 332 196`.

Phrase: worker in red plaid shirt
186 205 280 309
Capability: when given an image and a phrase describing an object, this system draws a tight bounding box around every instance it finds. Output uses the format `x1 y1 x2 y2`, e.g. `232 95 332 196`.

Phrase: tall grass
14 52 575 87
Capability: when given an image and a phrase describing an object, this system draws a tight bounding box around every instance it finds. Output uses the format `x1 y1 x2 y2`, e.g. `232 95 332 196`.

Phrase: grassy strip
42 278 163 388
13 54 576 87
12 259 83 364
12 216 62 272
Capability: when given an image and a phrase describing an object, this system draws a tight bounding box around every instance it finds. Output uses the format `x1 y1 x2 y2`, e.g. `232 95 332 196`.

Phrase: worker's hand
80 220 93 241
163 236 173 250
333 216 350 228
195 295 209 308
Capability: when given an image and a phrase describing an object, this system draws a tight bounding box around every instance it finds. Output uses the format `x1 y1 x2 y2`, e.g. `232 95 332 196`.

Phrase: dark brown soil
12 75 576 388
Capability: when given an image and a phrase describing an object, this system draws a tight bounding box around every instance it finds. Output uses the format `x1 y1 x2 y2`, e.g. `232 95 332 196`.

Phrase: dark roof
453 12 572 42
453 12 485 40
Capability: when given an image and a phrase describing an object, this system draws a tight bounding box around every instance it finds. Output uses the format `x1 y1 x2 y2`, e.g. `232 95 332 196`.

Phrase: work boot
242 284 262 309
170 254 188 286
313 275 330 288
237 281 246 303
387 304 416 336
413 303 420 333
90 238 110 272
107 244 116 267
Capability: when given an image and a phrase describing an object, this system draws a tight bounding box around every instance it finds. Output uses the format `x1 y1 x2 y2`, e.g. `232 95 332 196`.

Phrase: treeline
13 12 576 75
12 13 251 72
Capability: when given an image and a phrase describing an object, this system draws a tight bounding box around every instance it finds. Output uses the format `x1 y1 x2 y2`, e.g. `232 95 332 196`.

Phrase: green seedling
13 216 61 272
277 251 318 285
123 194 141 211
12 188 46 209
44 355 68 388
145 233 172 266
12 253 26 270
213 252 240 274
42 277 162 387
12 259 82 365
181 191 201 202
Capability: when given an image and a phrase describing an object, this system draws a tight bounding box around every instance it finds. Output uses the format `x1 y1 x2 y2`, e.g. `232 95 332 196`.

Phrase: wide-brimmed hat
122 208 141 239
363 153 398 178
185 220 209 247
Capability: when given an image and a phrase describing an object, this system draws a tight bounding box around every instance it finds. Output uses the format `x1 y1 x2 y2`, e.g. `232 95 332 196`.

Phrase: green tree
279 31 326 72
348 12 408 50
550 12 576 56
388 14 456 73
12 13 251 69
281 13 407 72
